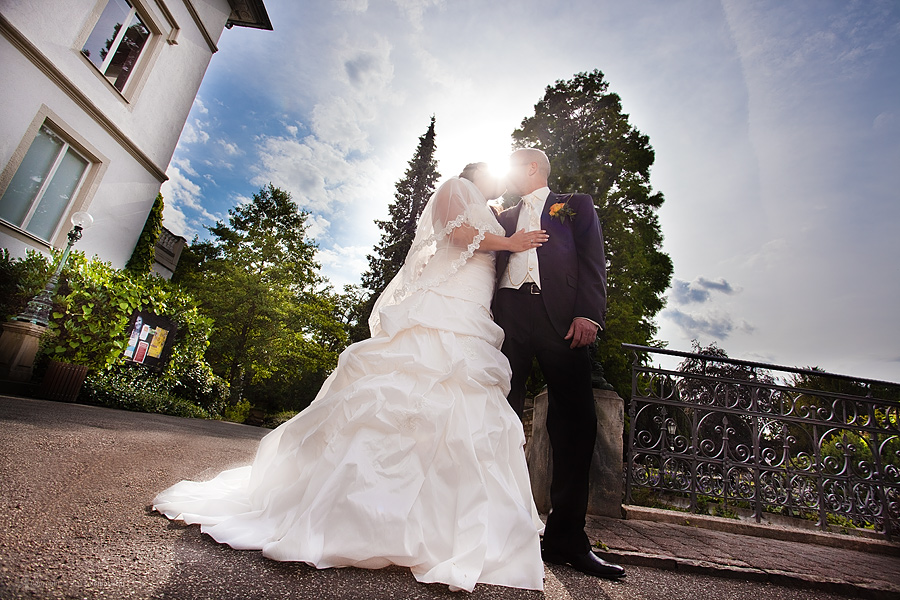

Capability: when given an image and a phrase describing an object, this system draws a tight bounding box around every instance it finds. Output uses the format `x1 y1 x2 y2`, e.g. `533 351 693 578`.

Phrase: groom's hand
565 318 599 349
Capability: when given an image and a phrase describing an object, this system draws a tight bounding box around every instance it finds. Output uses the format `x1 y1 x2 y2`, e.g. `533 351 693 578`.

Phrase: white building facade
0 0 270 268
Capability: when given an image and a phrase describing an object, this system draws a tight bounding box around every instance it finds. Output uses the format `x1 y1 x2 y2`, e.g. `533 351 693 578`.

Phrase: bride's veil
368 176 502 336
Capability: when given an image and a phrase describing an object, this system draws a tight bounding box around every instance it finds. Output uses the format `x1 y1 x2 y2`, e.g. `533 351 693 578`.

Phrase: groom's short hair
519 148 551 178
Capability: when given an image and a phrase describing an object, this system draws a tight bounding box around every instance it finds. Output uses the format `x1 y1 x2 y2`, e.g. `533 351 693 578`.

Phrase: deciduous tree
175 184 345 410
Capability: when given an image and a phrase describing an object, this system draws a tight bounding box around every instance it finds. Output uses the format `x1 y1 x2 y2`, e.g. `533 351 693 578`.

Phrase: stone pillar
526 388 625 518
0 321 47 382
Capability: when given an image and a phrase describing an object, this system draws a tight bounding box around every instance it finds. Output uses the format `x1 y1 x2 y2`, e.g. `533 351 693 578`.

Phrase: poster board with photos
123 311 177 372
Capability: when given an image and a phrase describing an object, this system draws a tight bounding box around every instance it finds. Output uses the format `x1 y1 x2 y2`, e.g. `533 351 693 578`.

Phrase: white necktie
505 195 542 288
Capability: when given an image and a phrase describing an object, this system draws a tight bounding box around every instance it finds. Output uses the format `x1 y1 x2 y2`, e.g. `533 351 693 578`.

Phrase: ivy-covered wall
124 193 164 276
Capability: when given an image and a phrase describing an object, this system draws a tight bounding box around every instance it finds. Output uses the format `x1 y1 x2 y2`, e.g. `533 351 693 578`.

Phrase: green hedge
82 364 211 419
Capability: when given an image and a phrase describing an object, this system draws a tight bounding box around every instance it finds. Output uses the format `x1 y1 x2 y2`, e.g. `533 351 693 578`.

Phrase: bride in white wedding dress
153 163 550 592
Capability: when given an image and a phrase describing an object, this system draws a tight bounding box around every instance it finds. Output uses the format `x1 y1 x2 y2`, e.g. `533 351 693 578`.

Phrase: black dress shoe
542 548 626 579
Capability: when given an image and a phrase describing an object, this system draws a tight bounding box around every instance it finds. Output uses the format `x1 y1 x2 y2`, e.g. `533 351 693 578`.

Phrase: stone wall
525 388 625 518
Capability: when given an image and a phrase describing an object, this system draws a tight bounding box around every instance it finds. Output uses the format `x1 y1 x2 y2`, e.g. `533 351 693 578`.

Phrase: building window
0 124 90 242
81 0 151 92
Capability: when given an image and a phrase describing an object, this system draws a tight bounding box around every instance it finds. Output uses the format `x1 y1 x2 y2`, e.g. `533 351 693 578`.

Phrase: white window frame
79 0 166 101
19 127 89 243
98 4 141 76
0 107 107 249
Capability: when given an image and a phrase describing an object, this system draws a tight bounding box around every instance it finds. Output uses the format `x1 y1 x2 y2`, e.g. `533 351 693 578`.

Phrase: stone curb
621 505 900 557
593 548 900 600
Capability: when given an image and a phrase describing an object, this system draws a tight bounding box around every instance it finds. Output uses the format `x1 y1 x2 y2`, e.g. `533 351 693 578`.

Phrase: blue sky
160 0 900 382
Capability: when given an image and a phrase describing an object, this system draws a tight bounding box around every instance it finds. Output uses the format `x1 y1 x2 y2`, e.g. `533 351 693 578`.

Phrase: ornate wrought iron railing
623 344 900 540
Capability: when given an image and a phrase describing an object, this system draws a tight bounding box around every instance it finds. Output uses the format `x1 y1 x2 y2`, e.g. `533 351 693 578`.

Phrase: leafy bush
223 398 252 423
712 502 739 520
820 431 875 467
820 426 899 471
46 251 145 368
262 410 299 429
82 365 210 419
169 360 229 416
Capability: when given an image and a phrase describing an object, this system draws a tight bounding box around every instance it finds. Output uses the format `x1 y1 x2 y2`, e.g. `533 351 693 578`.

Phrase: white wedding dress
153 177 545 592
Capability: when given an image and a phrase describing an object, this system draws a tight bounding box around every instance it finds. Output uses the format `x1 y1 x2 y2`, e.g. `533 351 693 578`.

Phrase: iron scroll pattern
623 344 900 540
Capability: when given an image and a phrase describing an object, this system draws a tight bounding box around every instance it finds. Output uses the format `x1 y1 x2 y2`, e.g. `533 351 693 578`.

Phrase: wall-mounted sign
123 311 177 372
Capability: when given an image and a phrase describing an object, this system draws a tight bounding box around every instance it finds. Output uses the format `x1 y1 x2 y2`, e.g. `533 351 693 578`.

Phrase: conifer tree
513 70 673 398
352 116 440 341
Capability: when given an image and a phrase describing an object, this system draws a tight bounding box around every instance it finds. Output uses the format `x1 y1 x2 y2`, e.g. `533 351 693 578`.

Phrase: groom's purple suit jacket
494 192 607 338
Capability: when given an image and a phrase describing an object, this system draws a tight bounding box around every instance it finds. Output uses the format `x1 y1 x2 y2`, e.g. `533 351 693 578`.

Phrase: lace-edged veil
368 176 502 336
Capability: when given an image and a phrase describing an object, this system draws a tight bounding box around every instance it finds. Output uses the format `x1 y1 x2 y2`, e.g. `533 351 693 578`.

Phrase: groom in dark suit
493 148 625 579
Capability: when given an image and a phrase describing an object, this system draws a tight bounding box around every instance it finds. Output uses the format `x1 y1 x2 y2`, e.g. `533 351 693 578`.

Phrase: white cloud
206 160 234 172
250 128 386 234
337 0 368 13
159 164 217 237
311 98 370 153
179 119 209 145
392 0 443 30
316 244 371 288
737 239 787 271
218 140 242 156
340 35 394 94
244 28 403 246
160 200 188 238
670 277 738 305
305 213 330 241
232 193 252 206
252 134 340 210
173 157 198 177
873 111 897 133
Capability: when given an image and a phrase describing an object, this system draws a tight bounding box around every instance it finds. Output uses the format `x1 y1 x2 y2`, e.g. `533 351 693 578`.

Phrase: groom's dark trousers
493 191 607 555
493 288 597 553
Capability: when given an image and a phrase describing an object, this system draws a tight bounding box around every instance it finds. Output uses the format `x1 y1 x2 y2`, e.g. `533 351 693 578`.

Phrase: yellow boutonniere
549 200 576 223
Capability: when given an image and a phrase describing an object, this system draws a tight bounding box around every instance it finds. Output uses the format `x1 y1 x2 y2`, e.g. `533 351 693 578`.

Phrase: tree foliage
0 248 51 321
174 183 346 411
354 116 440 341
125 192 164 275
785 367 900 463
512 69 674 398
673 340 775 451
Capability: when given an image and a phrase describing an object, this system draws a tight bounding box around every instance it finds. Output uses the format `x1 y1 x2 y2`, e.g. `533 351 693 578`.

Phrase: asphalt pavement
1 394 898 600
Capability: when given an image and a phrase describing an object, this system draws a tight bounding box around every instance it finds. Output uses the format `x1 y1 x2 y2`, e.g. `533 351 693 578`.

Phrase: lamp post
666 418 677 451
15 211 93 327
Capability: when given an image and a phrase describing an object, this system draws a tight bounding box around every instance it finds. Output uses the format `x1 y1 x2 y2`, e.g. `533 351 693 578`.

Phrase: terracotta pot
38 360 89 402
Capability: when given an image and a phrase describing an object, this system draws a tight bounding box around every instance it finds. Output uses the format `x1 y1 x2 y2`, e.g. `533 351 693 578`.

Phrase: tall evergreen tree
512 70 674 399
352 116 440 341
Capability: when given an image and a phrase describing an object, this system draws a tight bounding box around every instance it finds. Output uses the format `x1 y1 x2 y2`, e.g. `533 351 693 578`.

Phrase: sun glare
484 158 511 181
436 128 514 190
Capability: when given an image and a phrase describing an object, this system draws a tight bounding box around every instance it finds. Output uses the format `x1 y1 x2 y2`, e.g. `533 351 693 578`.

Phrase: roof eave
226 0 273 31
